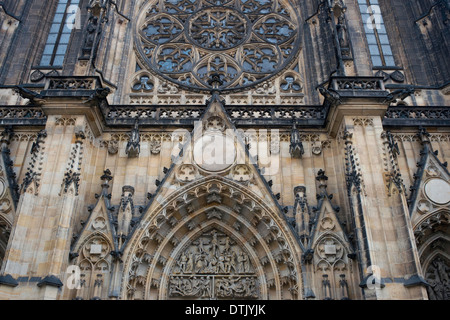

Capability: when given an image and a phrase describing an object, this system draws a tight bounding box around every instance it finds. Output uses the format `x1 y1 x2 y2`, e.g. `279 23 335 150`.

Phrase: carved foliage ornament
135 0 301 92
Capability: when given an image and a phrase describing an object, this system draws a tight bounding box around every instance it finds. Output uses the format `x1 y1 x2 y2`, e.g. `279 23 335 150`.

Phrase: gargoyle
13 86 46 105
318 86 341 107
385 86 415 104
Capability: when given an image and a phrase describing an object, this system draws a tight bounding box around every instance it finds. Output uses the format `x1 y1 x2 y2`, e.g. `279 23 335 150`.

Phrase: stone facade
0 0 448 300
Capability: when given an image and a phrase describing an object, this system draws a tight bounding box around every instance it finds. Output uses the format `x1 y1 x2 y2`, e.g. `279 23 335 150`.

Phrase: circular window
135 0 301 92
187 7 249 51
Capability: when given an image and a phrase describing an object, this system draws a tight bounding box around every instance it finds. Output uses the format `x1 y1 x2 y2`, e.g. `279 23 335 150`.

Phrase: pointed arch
121 176 304 300
414 208 450 300
69 231 114 300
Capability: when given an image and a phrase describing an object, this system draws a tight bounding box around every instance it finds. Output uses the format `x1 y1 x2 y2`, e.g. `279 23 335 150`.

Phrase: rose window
135 0 301 92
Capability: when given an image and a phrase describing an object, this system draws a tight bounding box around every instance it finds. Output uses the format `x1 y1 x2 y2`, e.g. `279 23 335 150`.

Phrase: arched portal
121 176 304 300
414 210 450 300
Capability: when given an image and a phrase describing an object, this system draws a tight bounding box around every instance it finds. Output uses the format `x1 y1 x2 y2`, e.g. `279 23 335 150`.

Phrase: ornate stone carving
353 117 374 127
150 140 162 155
317 238 344 265
289 123 304 158
21 130 47 195
126 121 140 158
342 129 365 196
61 131 85 196
204 116 226 132
376 70 405 83
135 0 301 92
48 77 99 90
425 256 450 300
169 229 259 299
230 164 253 183
334 77 383 91
414 211 450 246
175 164 198 183
82 237 110 264
384 107 450 123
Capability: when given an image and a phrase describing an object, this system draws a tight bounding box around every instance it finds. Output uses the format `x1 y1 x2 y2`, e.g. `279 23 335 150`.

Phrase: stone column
0 116 88 299
325 77 428 300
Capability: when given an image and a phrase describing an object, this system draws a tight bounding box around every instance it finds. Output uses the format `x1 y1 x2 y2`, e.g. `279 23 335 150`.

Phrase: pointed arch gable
121 175 304 300
309 197 353 251
72 230 114 256
71 195 117 255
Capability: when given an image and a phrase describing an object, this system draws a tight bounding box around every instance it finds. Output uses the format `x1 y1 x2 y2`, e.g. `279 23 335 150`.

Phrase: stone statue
82 15 99 58
290 122 304 158
336 14 348 48
426 257 450 300
126 121 140 158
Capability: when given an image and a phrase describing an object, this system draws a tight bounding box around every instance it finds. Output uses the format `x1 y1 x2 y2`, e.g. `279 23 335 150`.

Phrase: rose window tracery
188 8 248 50
135 0 301 92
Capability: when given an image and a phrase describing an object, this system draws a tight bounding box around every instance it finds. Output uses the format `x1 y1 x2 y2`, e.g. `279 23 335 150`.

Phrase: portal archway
121 176 304 300
414 210 450 300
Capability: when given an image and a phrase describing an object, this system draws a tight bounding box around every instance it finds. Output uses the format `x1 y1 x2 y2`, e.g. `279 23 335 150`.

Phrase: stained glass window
40 0 80 66
135 0 302 92
357 0 396 67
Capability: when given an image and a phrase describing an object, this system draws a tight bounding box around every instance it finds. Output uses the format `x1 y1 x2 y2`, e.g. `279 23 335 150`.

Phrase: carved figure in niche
150 140 161 155
336 14 348 48
82 15 101 58
201 277 212 298
290 123 304 158
178 253 188 273
126 121 140 158
85 17 98 48
186 252 195 273
211 230 219 257
237 251 251 273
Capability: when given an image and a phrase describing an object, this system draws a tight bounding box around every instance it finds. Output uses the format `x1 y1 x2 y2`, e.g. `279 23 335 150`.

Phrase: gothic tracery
135 0 301 92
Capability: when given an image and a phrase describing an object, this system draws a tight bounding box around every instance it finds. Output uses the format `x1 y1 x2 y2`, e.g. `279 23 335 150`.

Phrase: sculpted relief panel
169 229 259 299
425 256 450 300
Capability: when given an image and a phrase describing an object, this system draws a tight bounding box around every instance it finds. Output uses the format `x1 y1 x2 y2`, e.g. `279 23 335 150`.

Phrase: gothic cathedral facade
0 0 448 300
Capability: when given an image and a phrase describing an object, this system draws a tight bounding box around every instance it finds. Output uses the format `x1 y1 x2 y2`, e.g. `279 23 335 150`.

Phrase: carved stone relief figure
82 15 100 59
336 14 348 48
425 256 450 300
168 229 259 299
126 121 140 158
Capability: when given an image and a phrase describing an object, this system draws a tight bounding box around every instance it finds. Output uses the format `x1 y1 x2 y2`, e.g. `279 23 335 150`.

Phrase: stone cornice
0 77 448 132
